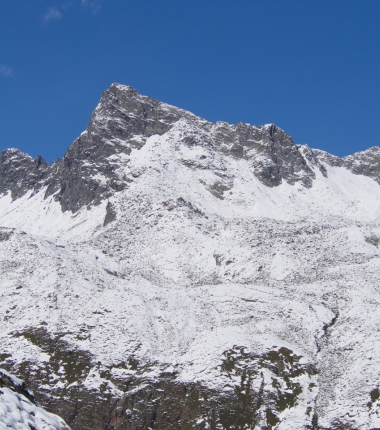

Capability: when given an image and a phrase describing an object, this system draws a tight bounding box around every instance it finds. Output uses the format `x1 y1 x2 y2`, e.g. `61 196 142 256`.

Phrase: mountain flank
1 84 380 429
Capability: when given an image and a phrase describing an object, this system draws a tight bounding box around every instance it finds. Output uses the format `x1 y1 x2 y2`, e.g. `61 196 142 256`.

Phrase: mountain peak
1 147 32 161
1 84 380 213
108 82 138 93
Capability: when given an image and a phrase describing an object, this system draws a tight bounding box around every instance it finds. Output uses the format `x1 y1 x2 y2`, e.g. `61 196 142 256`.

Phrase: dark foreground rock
0 368 71 430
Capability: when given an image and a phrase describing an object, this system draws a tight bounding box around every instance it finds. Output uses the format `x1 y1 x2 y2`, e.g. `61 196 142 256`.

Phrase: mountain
1 83 380 429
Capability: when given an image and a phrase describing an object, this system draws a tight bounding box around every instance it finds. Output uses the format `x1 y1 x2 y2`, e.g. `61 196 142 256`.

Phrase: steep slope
1 84 380 429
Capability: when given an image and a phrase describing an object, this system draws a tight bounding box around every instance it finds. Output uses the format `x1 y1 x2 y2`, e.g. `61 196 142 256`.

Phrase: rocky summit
1 84 380 429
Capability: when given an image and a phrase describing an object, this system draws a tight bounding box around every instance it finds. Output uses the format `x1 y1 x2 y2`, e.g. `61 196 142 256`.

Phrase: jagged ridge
1 83 379 213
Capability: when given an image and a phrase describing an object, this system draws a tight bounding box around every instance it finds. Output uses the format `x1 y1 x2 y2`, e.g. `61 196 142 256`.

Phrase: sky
0 1 380 163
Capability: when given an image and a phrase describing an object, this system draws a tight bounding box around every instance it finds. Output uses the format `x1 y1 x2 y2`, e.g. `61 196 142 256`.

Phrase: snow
0 370 70 430
2 112 380 427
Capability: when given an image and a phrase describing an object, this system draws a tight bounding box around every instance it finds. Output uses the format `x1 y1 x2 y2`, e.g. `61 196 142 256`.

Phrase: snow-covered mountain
1 83 380 429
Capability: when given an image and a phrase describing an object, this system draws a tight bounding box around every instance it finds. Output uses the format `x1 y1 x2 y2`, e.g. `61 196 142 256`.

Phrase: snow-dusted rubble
1 84 380 429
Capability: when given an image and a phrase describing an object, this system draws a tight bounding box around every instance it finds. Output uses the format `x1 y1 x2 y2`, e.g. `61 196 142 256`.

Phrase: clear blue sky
1 1 379 163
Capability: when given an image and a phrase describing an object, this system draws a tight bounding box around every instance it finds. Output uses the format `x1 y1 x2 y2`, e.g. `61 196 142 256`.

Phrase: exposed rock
0 227 13 242
0 149 51 199
103 201 116 226
343 146 380 184
44 84 195 212
2 339 317 430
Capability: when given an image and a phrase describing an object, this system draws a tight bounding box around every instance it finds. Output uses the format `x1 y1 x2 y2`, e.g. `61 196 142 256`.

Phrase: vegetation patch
12 327 92 385
219 345 315 428
208 182 231 200
368 387 380 409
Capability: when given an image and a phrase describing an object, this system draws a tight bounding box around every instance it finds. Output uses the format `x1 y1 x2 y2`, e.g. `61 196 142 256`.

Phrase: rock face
343 146 380 183
44 84 195 212
1 84 380 429
0 149 51 200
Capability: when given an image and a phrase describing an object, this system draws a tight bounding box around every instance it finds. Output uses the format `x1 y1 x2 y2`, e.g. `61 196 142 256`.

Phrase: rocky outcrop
314 146 380 184
343 146 380 184
0 149 52 199
223 123 326 187
103 346 317 430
